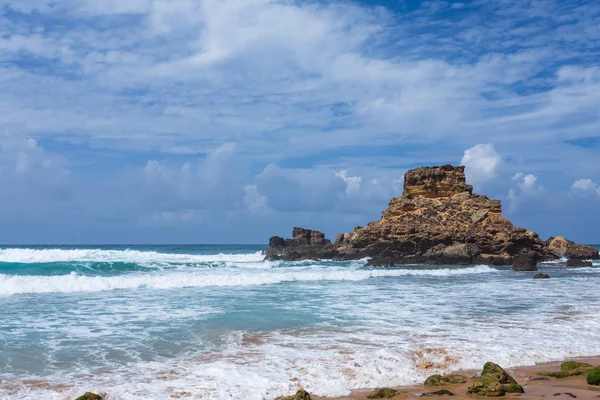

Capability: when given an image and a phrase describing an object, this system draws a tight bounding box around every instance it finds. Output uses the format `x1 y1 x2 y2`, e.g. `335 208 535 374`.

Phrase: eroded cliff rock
265 165 599 265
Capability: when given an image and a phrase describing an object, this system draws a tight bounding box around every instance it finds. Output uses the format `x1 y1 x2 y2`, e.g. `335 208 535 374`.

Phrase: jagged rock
367 388 399 399
588 367 600 385
275 389 312 400
539 361 593 378
467 362 523 397
547 236 599 260
265 228 334 261
424 374 468 386
512 253 538 271
566 258 593 267
533 273 550 279
265 165 593 265
75 393 103 400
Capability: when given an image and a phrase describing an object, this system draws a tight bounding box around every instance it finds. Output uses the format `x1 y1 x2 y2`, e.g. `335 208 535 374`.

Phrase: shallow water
0 245 599 400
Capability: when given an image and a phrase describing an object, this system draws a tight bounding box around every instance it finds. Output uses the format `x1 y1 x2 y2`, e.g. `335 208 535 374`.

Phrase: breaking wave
0 265 497 296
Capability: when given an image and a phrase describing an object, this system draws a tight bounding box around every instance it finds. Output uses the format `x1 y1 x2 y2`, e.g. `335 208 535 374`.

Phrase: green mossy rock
561 361 593 371
367 388 399 399
75 393 102 400
467 362 523 397
424 373 468 386
275 389 312 400
481 362 517 384
588 367 600 386
538 361 593 379
503 383 525 393
466 379 505 397
424 374 443 386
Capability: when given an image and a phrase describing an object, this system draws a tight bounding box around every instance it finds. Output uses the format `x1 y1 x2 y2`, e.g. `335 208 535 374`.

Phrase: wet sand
313 357 600 400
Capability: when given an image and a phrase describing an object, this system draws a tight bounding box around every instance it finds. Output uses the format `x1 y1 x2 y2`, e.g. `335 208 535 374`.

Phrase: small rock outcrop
512 253 538 271
424 374 468 386
547 236 599 260
367 388 399 399
539 361 593 379
75 393 103 400
266 228 334 261
566 258 593 267
466 362 523 397
275 390 312 400
265 165 599 265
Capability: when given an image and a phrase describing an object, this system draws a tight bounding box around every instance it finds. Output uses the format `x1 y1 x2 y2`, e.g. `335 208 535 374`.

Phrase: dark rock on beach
533 273 550 279
265 165 598 265
367 388 399 399
421 389 455 396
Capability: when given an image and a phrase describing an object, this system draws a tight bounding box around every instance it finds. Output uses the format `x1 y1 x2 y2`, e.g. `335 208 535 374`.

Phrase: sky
0 0 599 244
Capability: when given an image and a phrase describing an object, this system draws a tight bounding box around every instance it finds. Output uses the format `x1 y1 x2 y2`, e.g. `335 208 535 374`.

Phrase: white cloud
460 143 502 185
335 170 362 197
571 178 600 198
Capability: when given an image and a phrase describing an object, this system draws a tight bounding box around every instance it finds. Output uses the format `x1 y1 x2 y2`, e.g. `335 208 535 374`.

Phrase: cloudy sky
0 0 599 244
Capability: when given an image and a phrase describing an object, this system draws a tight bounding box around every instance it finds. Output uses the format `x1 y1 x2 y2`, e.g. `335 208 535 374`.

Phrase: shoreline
1 356 600 399
310 356 600 400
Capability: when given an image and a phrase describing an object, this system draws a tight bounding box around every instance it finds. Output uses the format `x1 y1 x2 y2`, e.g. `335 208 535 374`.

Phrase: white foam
0 248 264 264
0 265 496 296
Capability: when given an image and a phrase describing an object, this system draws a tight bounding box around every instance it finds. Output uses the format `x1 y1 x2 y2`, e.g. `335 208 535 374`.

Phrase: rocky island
265 165 599 265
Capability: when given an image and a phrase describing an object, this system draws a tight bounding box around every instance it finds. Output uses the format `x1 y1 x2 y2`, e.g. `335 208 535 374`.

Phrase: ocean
0 245 599 400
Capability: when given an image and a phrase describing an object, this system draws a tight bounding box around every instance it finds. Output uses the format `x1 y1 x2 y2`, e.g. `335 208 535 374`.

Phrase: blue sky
0 0 599 244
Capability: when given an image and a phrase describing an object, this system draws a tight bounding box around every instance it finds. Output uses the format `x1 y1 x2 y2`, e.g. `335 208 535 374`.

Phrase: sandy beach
311 357 600 400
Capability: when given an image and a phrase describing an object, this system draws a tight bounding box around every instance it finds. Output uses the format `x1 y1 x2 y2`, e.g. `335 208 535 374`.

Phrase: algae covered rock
533 273 550 279
538 361 593 378
424 374 468 386
75 393 103 400
466 380 505 397
467 362 523 397
588 367 600 386
367 388 399 399
275 389 312 400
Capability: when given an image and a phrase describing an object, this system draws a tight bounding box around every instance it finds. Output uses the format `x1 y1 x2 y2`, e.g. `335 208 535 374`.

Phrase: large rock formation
265 165 600 265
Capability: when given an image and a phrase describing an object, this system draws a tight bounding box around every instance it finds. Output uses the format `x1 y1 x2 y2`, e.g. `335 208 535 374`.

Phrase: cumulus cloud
460 144 502 185
571 179 600 197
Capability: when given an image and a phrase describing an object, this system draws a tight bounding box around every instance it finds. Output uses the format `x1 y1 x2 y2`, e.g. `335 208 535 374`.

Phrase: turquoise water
0 245 599 400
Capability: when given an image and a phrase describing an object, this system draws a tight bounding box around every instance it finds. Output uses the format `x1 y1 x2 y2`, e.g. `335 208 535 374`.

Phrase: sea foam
0 248 265 264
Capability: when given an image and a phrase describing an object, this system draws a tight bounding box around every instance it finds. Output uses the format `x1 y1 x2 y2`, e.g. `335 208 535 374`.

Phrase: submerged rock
587 367 600 385
275 389 312 400
367 388 399 399
424 374 468 386
75 393 103 400
265 165 595 265
512 253 538 271
533 273 550 279
539 361 593 378
467 362 523 397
